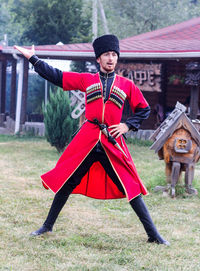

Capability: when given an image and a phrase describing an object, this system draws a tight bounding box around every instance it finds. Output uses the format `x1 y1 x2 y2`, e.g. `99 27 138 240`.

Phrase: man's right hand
14 44 35 59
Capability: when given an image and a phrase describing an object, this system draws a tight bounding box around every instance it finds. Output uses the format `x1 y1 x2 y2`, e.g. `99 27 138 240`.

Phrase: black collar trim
99 70 115 78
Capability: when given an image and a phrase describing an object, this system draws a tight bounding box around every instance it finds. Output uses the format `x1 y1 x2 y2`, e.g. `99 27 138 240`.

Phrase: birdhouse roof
150 102 200 152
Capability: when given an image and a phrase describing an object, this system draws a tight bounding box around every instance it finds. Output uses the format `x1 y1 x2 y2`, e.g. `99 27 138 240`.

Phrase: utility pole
92 0 109 40
98 0 109 34
92 0 98 40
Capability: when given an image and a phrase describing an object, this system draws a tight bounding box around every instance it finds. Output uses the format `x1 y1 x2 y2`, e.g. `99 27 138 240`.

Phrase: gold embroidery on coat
109 97 123 108
112 86 127 100
86 83 101 94
86 83 102 104
108 86 126 108
87 95 102 103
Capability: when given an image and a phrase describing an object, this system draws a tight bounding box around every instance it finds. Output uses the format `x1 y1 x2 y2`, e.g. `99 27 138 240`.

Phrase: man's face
97 51 118 73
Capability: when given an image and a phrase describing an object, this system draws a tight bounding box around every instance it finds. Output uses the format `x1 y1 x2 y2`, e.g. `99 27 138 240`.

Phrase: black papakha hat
92 34 120 59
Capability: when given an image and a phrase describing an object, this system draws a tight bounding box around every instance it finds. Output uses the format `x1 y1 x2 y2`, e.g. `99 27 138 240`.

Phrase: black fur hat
92 34 120 59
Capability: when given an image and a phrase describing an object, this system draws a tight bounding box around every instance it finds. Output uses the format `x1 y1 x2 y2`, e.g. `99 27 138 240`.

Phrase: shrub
42 88 78 152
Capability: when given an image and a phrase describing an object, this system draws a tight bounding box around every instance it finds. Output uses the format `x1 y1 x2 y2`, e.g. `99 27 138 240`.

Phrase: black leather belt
88 119 116 145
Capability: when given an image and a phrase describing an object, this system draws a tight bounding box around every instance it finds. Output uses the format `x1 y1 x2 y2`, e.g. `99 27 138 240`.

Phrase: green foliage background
100 0 200 38
0 0 92 45
1 0 200 45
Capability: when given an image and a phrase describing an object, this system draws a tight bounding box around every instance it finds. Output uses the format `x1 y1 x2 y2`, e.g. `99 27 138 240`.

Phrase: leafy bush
42 88 78 152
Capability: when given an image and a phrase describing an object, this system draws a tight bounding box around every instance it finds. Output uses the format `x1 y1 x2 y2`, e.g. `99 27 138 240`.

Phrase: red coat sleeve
62 72 87 92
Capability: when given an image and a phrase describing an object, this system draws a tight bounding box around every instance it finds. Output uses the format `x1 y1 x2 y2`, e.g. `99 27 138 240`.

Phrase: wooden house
1 17 200 133
150 102 200 197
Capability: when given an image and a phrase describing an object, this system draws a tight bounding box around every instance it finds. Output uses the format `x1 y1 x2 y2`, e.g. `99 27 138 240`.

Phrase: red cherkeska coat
41 72 149 202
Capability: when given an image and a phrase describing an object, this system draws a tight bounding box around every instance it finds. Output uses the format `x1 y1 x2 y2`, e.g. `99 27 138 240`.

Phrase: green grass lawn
0 135 200 271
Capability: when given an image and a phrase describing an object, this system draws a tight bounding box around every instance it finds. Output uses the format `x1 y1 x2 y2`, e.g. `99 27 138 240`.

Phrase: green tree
0 0 25 45
4 0 200 46
42 88 78 153
8 0 92 45
0 1 10 42
101 0 200 39
0 4 8 30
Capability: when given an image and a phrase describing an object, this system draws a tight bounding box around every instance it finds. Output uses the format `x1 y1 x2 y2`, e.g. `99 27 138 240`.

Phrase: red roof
120 17 200 53
3 17 200 59
20 17 200 54
34 43 92 52
123 17 200 41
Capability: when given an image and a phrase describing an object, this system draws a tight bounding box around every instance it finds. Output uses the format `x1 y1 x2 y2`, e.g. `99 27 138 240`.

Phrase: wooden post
189 86 199 120
185 62 200 120
10 59 17 119
185 163 194 188
15 57 24 133
0 59 7 114
171 161 181 198
20 58 29 124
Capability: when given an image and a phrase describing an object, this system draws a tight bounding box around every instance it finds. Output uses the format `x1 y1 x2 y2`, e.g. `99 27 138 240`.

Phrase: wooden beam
10 59 17 119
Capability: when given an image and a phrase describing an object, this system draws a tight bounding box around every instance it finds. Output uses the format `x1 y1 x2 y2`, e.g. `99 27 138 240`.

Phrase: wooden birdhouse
150 102 200 197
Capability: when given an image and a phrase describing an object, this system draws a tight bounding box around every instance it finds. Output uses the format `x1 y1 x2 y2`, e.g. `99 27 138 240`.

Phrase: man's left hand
109 123 129 138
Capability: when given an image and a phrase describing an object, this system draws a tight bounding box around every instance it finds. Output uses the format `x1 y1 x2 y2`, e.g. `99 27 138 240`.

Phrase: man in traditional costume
15 34 169 245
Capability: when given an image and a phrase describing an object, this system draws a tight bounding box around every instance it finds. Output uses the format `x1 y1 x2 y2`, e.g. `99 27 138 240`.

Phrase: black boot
30 184 72 236
130 195 170 246
30 225 52 236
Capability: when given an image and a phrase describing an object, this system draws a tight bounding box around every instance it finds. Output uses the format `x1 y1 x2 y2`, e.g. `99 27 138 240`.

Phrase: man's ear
96 57 100 64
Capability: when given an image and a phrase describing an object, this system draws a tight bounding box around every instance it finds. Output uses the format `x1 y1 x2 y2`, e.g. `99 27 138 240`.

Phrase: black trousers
58 142 125 195
43 143 164 243
43 142 125 229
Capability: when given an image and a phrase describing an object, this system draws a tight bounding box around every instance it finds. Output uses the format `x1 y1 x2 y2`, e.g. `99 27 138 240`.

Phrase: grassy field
0 135 200 271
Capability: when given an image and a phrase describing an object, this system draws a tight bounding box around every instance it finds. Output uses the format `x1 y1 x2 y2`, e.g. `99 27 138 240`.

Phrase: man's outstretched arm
14 45 63 88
